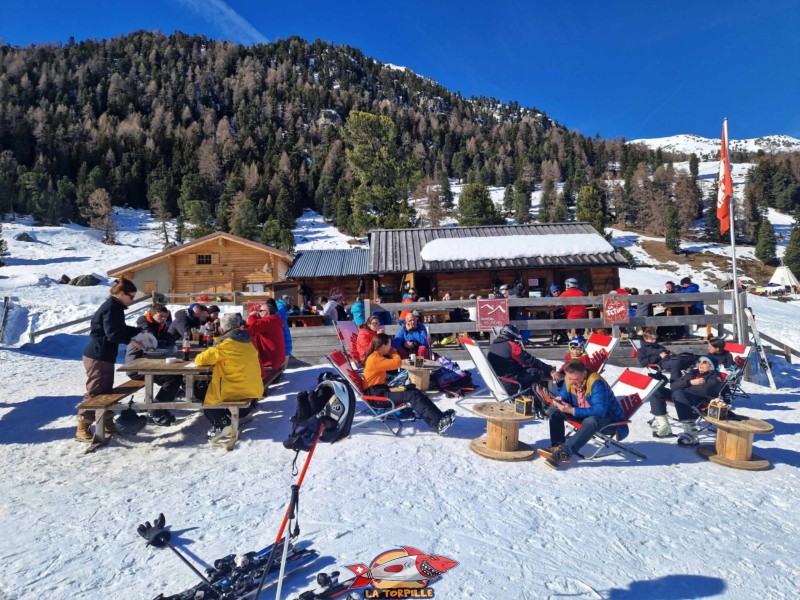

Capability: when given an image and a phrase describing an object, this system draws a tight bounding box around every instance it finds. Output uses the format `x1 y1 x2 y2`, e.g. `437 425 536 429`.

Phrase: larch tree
85 188 116 243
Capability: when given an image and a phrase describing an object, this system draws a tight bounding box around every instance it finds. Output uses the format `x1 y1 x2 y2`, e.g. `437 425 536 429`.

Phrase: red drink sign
602 294 630 325
476 298 509 331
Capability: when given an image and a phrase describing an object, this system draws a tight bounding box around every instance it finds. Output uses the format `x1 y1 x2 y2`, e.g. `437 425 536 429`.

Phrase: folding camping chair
721 342 752 399
458 337 528 403
539 368 663 460
326 350 411 436
335 321 362 368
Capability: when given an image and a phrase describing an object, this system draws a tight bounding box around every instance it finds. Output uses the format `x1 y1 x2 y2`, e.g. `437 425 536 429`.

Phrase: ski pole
274 484 300 600
254 423 324 600
162 538 221 598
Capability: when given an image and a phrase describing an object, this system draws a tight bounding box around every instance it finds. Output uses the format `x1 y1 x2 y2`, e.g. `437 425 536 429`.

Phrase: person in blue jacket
538 359 626 470
350 296 366 326
391 312 431 359
678 276 704 314
273 296 293 357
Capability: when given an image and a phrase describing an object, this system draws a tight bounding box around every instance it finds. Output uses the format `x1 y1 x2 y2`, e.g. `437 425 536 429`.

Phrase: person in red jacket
246 303 286 383
560 278 587 339
355 316 384 364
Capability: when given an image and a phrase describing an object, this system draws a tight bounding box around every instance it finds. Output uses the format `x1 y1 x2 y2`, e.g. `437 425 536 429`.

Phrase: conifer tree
175 213 185 245
215 197 230 232
513 188 531 223
458 183 503 226
755 220 777 265
439 173 454 210
783 220 800 278
552 192 569 222
538 179 555 223
704 181 723 242
503 184 515 214
342 111 417 233
576 184 606 234
0 223 8 260
231 196 259 240
689 153 700 180
664 205 681 254
261 219 295 253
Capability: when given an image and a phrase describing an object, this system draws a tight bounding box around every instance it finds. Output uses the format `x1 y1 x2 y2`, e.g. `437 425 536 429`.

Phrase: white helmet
565 278 579 289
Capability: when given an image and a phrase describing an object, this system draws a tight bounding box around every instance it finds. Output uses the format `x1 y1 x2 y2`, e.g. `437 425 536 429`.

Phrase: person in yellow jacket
195 312 263 441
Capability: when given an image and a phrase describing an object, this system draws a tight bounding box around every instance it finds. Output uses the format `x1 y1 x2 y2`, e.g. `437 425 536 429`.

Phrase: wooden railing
28 294 152 343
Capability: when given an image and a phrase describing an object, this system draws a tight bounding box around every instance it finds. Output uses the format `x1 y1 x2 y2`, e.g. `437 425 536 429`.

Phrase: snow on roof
419 234 614 262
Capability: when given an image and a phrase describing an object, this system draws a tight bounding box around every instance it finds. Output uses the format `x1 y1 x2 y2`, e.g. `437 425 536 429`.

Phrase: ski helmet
115 408 147 436
568 337 585 349
565 278 579 289
499 324 522 341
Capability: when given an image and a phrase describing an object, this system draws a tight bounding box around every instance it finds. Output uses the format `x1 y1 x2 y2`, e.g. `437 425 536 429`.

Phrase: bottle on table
182 332 191 361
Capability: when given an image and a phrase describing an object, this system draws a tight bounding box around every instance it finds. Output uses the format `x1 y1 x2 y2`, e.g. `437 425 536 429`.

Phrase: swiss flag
717 120 733 234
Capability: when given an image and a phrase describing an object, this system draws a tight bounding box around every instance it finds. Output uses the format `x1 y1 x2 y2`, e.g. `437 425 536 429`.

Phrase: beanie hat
220 312 243 333
696 355 718 370
550 284 559 292
616 288 628 294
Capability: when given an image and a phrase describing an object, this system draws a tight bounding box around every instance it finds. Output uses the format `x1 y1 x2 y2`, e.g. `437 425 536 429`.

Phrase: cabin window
196 254 212 265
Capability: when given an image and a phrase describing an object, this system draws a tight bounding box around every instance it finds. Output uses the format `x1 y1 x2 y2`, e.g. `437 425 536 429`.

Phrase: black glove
137 513 171 547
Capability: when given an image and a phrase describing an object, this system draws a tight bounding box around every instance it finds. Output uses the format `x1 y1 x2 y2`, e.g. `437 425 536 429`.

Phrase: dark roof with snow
368 222 628 273
286 249 370 278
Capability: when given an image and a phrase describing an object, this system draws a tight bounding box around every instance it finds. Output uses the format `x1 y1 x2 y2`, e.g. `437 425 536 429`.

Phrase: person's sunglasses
369 321 379 326
697 360 712 365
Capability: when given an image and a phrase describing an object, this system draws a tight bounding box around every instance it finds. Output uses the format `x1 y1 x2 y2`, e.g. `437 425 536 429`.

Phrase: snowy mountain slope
628 133 800 156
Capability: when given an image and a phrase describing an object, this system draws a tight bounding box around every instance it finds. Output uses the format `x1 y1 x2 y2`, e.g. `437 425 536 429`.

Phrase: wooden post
364 299 371 319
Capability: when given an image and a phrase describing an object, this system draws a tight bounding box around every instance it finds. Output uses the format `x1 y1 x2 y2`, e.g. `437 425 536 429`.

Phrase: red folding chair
458 337 527 403
559 333 619 373
722 342 752 399
327 350 411 436
334 321 362 369
539 369 663 460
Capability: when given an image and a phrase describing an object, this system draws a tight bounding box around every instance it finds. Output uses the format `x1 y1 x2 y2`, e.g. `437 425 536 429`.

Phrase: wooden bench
77 379 256 451
262 356 291 392
76 379 146 410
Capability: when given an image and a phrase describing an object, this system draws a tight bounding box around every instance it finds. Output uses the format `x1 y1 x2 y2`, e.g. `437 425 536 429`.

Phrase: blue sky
2 0 799 140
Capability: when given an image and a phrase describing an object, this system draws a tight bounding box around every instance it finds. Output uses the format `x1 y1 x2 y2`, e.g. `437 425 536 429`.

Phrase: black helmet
115 408 147 436
499 324 522 341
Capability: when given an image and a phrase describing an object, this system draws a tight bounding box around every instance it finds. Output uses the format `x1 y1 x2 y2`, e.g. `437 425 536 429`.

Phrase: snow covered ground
1 189 800 598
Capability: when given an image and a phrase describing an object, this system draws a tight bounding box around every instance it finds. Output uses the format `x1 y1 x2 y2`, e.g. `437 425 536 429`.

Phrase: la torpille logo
345 546 458 598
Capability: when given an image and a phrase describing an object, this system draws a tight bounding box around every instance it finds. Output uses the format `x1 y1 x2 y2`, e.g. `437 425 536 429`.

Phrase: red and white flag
717 119 733 234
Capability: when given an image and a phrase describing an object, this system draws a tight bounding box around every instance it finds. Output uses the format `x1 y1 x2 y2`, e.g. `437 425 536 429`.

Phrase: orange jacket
399 297 416 322
363 351 402 389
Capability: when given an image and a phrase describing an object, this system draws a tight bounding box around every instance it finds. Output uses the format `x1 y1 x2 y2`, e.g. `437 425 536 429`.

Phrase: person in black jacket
167 303 209 341
488 325 558 393
124 304 180 426
650 355 724 444
637 329 694 380
706 339 735 369
77 278 143 442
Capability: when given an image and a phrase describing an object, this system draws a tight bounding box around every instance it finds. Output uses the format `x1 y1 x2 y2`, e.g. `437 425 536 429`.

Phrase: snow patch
420 234 614 262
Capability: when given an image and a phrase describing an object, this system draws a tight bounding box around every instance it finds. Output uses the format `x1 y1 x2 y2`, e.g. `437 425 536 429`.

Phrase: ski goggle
568 342 583 349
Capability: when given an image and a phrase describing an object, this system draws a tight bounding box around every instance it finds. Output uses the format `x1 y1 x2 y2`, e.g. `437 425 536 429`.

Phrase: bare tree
86 188 116 243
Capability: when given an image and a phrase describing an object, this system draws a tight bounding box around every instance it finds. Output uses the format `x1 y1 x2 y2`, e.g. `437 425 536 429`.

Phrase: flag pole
722 118 743 341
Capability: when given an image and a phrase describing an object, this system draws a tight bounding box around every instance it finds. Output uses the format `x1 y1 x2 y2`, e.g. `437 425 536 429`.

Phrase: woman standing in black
77 278 143 442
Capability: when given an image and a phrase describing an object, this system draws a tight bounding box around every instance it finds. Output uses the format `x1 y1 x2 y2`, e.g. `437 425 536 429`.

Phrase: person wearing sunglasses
650 355 724 444
246 302 286 388
356 316 384 364
77 277 144 442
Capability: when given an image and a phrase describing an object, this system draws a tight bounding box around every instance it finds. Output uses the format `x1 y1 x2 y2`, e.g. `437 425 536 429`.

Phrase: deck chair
335 321 362 368
326 350 411 436
560 333 619 373
539 369 663 460
459 337 527 402
721 342 752 399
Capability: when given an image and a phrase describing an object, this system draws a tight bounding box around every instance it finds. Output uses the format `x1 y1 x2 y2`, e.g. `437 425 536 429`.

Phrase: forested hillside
1 30 799 261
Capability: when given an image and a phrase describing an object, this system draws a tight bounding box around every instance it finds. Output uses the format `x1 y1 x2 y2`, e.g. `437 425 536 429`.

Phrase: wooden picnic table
469 402 536 461
698 415 774 470
117 356 212 403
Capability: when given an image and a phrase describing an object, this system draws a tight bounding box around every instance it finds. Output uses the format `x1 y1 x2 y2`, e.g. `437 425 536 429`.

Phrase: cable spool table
469 402 536 461
697 415 774 470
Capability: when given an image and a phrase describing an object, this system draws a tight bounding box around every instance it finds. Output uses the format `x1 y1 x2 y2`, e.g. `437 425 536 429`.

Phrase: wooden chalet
368 223 627 300
107 232 294 299
285 249 371 303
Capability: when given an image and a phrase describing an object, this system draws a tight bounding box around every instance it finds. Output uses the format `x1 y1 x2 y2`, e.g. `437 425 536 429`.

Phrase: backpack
283 373 355 451
431 356 474 398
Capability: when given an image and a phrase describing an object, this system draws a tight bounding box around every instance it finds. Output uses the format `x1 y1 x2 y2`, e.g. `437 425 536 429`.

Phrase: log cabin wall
170 238 292 295
293 276 374 305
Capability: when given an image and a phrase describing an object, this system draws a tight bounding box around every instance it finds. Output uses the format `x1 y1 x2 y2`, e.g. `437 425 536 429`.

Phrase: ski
153 542 318 600
744 308 777 389
292 570 360 600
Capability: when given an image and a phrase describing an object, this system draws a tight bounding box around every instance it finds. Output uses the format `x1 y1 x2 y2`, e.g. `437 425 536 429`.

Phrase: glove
137 513 171 547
